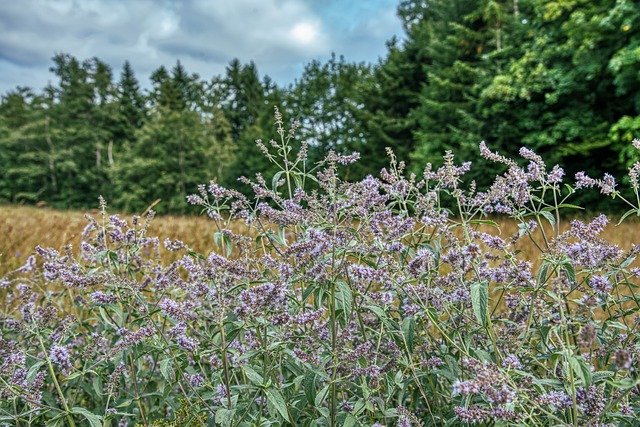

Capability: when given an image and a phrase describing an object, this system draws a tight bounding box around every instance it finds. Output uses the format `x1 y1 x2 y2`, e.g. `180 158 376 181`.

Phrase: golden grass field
0 205 222 276
1 204 639 277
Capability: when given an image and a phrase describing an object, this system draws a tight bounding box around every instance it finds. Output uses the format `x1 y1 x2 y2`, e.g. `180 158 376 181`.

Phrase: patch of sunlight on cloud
290 21 319 45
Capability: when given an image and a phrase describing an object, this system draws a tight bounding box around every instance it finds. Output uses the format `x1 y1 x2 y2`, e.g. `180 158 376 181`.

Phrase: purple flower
188 373 204 387
90 291 118 305
50 345 72 373
537 390 572 409
547 165 565 184
589 275 612 295
502 354 522 370
17 256 36 273
575 171 597 189
454 406 490 424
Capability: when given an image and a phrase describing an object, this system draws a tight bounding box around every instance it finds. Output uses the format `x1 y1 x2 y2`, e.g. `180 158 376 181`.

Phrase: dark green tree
287 54 371 178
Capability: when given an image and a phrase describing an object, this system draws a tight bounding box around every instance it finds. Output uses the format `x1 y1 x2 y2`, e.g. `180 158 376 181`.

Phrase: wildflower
575 172 597 189
454 406 491 424
90 291 118 305
163 238 186 251
547 164 565 184
188 374 204 388
50 345 72 373
158 298 198 322
502 354 523 370
589 275 612 295
620 404 633 416
537 390 572 409
613 349 632 370
17 256 36 273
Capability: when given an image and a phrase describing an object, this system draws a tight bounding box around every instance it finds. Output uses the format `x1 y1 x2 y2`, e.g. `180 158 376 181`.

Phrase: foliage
2 115 640 425
1 1 640 213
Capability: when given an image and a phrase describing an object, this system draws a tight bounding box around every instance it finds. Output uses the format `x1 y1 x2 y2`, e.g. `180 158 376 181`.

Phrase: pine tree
117 61 146 141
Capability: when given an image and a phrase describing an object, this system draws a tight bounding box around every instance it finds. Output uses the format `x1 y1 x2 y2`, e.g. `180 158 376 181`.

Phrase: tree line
1 0 638 213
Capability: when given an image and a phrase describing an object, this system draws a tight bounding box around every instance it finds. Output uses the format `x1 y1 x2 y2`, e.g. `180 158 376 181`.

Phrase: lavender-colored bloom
111 326 154 354
90 291 118 305
215 384 228 404
600 173 617 195
454 406 490 424
576 385 605 417
50 345 72 373
17 255 36 273
106 363 127 395
547 164 565 184
537 390 572 409
452 380 480 395
502 354 523 370
589 275 612 295
163 238 186 251
235 282 286 318
188 373 204 387
159 298 198 322
575 171 597 189
186 194 205 205
619 404 633 416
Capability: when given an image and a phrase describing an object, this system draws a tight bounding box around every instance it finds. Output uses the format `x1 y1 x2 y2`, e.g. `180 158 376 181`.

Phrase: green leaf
26 361 46 383
71 407 102 427
92 376 103 398
213 231 233 257
401 316 416 353
366 305 388 321
304 372 317 405
617 208 640 225
335 281 353 324
569 355 592 387
265 388 290 422
556 203 583 210
159 358 173 382
343 413 358 427
470 280 489 327
315 384 330 408
620 254 636 269
272 170 284 191
539 210 555 229
243 365 264 386
560 260 577 287
215 408 235 426
537 261 550 285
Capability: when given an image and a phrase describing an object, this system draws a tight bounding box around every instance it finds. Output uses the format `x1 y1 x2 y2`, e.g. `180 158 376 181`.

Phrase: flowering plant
1 111 639 426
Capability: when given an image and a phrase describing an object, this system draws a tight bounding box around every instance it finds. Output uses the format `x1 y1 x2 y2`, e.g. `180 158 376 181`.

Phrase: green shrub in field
2 113 640 425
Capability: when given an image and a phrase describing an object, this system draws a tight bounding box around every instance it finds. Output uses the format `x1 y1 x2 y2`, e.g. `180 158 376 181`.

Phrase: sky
0 0 404 93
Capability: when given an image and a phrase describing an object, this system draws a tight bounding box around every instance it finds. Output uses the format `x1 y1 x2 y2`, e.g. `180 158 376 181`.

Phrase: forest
1 0 639 213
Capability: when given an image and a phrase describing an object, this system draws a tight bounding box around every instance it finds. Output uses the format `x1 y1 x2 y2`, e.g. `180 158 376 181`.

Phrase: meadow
2 205 639 279
2 135 640 426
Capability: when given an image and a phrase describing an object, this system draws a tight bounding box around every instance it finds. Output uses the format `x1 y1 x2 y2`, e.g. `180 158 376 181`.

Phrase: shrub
2 113 640 426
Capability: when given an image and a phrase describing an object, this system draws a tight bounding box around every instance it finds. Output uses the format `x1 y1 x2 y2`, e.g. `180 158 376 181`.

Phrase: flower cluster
1 121 640 425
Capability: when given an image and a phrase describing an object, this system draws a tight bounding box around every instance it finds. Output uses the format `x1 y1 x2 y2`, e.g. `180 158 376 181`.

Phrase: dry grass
1 204 639 277
0 205 221 276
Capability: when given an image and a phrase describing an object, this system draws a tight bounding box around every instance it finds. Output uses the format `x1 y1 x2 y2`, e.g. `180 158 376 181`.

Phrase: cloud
0 0 401 93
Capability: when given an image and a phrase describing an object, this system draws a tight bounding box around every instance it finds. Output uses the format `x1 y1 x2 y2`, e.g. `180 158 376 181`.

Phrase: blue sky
0 0 403 93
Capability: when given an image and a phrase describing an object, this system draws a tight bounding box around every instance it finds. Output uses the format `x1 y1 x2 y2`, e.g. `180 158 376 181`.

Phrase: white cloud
0 0 400 93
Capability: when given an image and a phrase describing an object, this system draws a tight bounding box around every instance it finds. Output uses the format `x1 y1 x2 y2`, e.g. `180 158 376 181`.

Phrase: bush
2 113 640 426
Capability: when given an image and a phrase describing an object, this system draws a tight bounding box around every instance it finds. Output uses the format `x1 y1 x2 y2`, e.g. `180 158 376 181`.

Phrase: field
0 205 223 276
2 205 639 277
